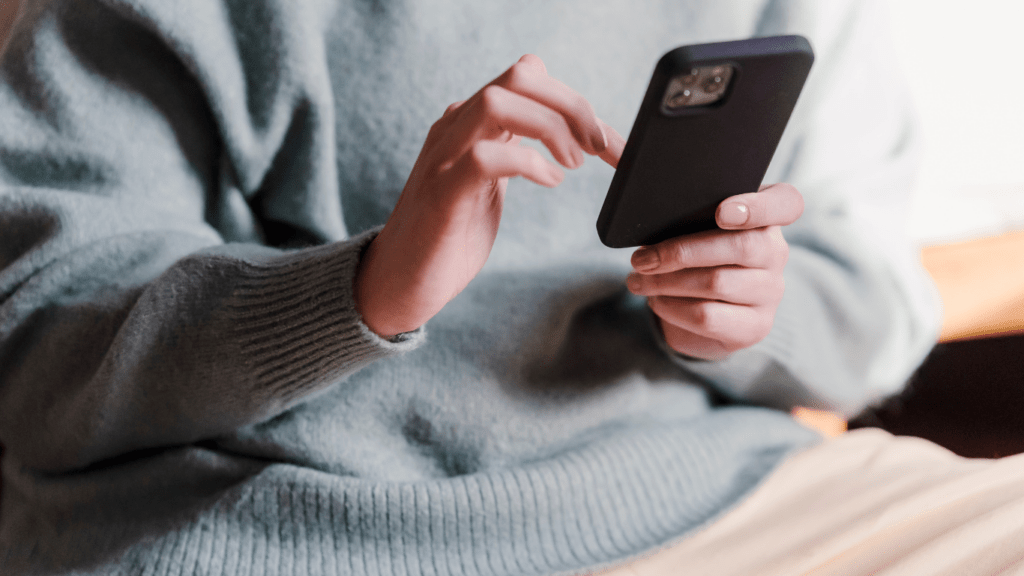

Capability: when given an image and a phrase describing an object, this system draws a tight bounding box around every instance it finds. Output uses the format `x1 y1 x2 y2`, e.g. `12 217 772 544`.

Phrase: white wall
888 0 1024 244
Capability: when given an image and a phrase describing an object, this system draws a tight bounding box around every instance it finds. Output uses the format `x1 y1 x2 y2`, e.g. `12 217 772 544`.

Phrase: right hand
355 54 625 337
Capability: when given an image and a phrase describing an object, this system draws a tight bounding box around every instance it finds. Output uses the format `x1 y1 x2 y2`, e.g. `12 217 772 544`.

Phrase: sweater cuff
222 227 424 397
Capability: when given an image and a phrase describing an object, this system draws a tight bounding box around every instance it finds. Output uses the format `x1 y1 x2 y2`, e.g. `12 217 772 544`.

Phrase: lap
593 428 1024 575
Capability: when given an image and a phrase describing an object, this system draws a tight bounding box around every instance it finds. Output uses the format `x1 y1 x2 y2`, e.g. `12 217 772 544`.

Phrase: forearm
0 0 423 473
0 192 421 472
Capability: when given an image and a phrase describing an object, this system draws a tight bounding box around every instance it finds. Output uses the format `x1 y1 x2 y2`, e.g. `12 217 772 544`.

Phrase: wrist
354 234 427 338
355 239 397 338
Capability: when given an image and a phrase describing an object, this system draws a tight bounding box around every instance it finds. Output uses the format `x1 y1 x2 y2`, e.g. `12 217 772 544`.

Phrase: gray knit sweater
0 0 939 574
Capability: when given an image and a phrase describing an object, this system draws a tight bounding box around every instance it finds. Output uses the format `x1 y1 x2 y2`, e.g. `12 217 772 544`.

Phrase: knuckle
760 227 789 268
756 229 782 265
479 85 504 114
426 121 442 141
731 230 761 264
507 61 532 87
467 141 490 170
692 303 743 346
753 228 774 264
690 301 717 332
428 115 452 138
705 268 730 297
669 241 693 268
716 268 741 297
773 231 791 267
643 273 663 294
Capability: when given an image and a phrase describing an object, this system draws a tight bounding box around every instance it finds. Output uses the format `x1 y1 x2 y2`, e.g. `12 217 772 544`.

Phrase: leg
593 429 1024 575
851 335 1024 458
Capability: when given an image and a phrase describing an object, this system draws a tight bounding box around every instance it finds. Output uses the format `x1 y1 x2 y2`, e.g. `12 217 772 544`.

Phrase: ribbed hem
225 227 425 399
5 409 819 576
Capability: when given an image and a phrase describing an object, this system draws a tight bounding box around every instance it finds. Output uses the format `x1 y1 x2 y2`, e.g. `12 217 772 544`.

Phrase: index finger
597 118 626 169
716 183 804 230
490 54 608 156
630 226 787 273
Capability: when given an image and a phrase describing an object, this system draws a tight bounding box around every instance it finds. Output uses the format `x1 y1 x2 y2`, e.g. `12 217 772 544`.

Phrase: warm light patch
791 406 847 438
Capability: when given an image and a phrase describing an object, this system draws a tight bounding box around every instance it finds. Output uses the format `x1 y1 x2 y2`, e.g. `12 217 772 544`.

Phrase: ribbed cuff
225 228 425 399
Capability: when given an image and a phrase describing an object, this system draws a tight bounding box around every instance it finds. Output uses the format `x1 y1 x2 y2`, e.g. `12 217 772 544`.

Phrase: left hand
626 183 804 360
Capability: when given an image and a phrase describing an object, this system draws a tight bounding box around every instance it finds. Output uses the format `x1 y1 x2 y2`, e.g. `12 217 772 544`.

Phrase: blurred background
886 0 1024 342
891 0 1024 244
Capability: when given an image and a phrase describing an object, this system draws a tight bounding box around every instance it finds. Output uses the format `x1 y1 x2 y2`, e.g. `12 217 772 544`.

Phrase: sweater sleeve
0 0 422 473
667 0 942 418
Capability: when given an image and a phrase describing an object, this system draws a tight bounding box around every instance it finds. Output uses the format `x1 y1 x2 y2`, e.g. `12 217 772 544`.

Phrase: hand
356 54 626 337
626 184 804 360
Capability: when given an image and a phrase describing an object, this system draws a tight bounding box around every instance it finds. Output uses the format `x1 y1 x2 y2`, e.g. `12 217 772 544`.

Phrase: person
5 0 1012 574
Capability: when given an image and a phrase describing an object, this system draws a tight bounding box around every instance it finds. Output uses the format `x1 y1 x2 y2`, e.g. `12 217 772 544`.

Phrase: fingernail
590 123 608 153
719 202 749 227
632 248 659 271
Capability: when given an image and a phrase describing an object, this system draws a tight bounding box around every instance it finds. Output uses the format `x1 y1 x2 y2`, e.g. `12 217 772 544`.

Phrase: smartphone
597 35 814 248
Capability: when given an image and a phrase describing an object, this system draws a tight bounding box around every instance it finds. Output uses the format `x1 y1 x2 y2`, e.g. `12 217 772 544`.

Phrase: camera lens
667 89 692 107
703 76 725 94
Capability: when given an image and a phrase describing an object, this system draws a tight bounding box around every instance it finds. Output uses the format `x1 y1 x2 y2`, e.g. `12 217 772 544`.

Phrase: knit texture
0 0 940 574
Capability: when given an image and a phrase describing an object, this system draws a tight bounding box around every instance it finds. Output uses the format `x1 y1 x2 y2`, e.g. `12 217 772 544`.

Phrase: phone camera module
663 64 734 111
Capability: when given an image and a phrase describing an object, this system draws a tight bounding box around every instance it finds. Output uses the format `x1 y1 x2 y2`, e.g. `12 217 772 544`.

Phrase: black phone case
597 35 814 248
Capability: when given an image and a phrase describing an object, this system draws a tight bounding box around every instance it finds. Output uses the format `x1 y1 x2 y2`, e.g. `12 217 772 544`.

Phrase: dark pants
850 334 1024 458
